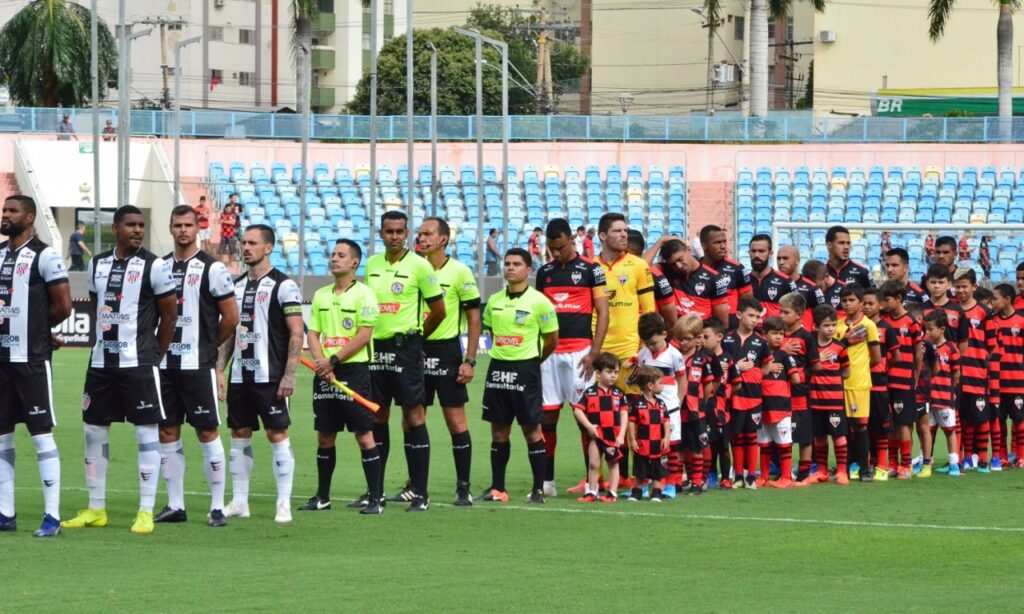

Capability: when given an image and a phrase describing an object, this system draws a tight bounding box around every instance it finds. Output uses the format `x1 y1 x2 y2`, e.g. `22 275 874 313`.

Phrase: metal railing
5 107 1024 143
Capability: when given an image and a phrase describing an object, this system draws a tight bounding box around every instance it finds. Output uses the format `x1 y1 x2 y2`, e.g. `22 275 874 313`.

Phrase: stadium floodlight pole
298 44 311 292
480 34 509 260
122 27 154 210
452 27 485 288
91 0 100 255
173 36 202 209
368 0 378 258
427 41 438 217
406 0 414 223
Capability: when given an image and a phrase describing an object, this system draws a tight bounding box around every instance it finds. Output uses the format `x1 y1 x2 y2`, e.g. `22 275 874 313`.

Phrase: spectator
101 119 117 142
485 228 500 276
68 222 92 271
196 195 211 252
979 235 991 279
527 227 543 271
218 199 239 267
879 231 892 265
583 228 595 259
958 233 971 262
924 234 935 262
574 226 586 254
57 113 77 141
690 233 704 259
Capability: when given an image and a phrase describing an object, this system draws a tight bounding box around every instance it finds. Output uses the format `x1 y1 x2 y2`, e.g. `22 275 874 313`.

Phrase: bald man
777 245 800 281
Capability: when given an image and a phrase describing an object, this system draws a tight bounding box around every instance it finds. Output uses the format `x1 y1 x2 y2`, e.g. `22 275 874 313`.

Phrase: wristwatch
463 358 477 367
329 355 341 367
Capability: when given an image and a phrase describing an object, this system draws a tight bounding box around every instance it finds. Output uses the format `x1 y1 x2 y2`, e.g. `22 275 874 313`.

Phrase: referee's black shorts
370 334 426 408
0 361 55 433
482 358 542 427
423 337 469 408
83 366 165 426
312 362 374 434
159 368 220 430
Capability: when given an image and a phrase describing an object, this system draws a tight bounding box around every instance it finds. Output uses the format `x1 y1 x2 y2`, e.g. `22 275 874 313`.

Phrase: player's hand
216 371 227 401
277 373 296 400
688 409 701 423
50 333 65 350
615 434 625 447
579 351 598 381
587 425 599 439
783 340 801 355
315 357 334 381
631 440 640 453
769 362 784 375
737 358 754 372
820 349 836 362
457 362 475 384
622 356 637 371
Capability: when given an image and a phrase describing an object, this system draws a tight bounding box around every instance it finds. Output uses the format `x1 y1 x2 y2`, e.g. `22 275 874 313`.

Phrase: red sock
668 441 683 486
798 458 812 474
962 423 975 458
731 435 746 477
745 432 759 476
759 444 772 479
688 451 704 486
778 443 792 481
900 439 912 469
875 434 889 471
813 438 829 472
1015 423 1024 460
989 418 1004 462
888 437 900 468
976 422 990 463
835 437 849 474
702 447 712 477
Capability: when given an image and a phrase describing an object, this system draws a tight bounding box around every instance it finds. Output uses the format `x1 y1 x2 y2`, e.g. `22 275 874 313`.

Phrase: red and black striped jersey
682 349 716 422
782 327 818 411
925 341 959 409
1015 295 1024 312
828 259 873 289
810 339 849 412
572 384 628 444
702 257 751 315
924 300 969 344
763 349 800 422
795 277 827 330
989 355 1001 405
670 263 728 322
870 319 897 391
880 312 922 391
629 395 669 458
995 311 1024 395
649 264 677 311
751 269 798 318
823 279 847 320
723 330 771 412
902 281 926 305
958 302 996 396
536 256 606 353
712 350 733 423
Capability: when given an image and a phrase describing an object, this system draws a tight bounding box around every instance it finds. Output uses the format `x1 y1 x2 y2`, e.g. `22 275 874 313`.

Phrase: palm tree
749 0 825 117
929 0 1019 120
291 1 318 115
0 0 118 107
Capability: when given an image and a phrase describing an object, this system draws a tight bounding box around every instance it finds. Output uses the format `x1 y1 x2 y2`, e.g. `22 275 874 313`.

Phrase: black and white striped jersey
88 248 176 369
229 268 303 384
0 237 68 363
160 250 235 371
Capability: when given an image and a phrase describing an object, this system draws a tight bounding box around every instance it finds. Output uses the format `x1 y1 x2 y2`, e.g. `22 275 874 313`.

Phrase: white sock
0 433 14 517
160 439 186 511
32 433 60 519
271 438 294 507
949 452 960 466
201 439 226 511
136 425 160 513
229 437 253 505
84 424 109 510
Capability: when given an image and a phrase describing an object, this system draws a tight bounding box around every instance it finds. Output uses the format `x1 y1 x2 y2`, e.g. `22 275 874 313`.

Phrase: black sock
527 440 547 492
316 446 336 500
372 423 390 493
618 448 630 478
361 446 383 500
407 424 430 498
717 443 732 479
856 429 870 472
631 487 642 499
451 430 472 484
652 487 662 499
491 441 511 492
542 423 557 481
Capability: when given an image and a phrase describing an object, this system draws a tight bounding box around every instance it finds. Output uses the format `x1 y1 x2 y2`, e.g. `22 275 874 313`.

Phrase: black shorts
812 410 848 439
370 335 426 408
889 388 918 426
791 409 813 446
869 389 893 434
680 420 709 452
729 410 762 438
1002 393 1024 423
217 237 236 255
423 338 469 408
83 366 165 426
588 437 623 463
0 362 55 433
227 383 291 431
959 392 990 425
159 368 220 430
312 362 374 434
482 359 543 427
704 419 725 445
633 455 666 482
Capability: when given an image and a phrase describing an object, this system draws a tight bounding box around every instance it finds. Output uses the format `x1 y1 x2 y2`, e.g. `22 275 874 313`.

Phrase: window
239 29 255 44
239 71 256 87
362 0 370 10
384 0 393 14
318 0 335 11
768 21 775 39
362 33 370 50
210 69 224 86
168 23 183 31
787 16 794 41
210 26 224 42
733 16 744 40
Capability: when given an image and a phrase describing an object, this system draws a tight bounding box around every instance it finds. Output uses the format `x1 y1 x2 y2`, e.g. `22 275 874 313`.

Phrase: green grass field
4 349 1023 612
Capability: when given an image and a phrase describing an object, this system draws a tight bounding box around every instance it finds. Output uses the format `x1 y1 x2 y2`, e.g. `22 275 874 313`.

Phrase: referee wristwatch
329 355 341 367
463 358 477 367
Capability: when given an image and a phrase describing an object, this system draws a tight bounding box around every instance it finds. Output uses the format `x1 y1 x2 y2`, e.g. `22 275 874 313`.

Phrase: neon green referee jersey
308 280 379 363
483 286 559 361
365 250 443 340
424 257 481 341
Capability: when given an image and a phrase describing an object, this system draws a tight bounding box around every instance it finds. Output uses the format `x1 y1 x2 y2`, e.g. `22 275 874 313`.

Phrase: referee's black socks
407 424 431 498
316 447 336 501
527 440 547 492
451 431 472 484
373 423 390 477
361 446 383 501
491 441 511 492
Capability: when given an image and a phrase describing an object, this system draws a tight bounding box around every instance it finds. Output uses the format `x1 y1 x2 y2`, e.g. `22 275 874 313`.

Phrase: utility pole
137 17 188 109
535 8 547 113
515 5 575 114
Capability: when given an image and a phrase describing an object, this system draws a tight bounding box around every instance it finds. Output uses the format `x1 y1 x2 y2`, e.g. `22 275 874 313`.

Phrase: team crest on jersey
127 271 141 284
939 353 949 365
617 275 628 285
187 274 201 286
900 326 909 336
830 295 841 308
1012 326 1021 337
571 271 582 285
829 414 841 428
81 393 90 410
695 282 706 295
767 286 778 300
970 318 981 329
256 291 270 303
747 351 757 362
342 317 354 329
14 263 28 276
515 310 529 325
976 398 986 411
391 282 404 294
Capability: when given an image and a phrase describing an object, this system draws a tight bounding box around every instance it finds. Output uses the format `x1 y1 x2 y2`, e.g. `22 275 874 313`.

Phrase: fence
9 107 1024 143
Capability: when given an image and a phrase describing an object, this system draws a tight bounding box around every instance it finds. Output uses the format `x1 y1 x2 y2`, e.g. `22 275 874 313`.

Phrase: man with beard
748 234 798 318
700 225 752 325
826 225 873 289
630 231 687 330
884 248 926 305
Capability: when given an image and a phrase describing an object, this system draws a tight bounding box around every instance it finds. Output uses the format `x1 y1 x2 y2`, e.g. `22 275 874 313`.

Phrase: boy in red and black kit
759 316 804 488
922 264 967 473
780 292 819 482
953 268 997 472
924 309 962 477
806 305 852 485
863 289 898 480
723 297 772 489
674 314 717 495
627 366 671 502
879 281 923 479
572 352 629 503
993 285 1024 467
703 320 733 488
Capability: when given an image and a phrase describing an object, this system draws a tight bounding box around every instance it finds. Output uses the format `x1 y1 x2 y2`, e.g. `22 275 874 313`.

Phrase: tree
929 0 1019 120
291 1 317 114
749 0 825 117
0 0 118 107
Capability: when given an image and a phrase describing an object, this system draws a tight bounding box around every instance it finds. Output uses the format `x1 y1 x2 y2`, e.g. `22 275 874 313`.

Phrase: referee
301 239 384 515
480 248 559 504
364 211 446 512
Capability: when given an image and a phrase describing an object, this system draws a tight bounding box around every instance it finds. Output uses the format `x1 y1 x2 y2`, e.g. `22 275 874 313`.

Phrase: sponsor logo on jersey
176 315 193 326
494 335 524 346
168 342 193 355
492 369 519 383
239 358 262 369
378 302 400 314
0 334 20 346
323 336 351 348
100 340 129 351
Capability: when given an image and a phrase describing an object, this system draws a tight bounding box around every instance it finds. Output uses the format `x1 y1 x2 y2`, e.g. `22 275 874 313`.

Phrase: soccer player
219 225 304 523
0 195 71 537
953 268 996 472
758 316 802 488
703 320 733 488
673 314 716 494
835 283 881 482
657 239 729 326
794 260 827 331
776 245 801 281
195 195 211 252
748 235 798 318
807 305 851 485
480 248 559 504
923 309 961 477
884 248 926 305
365 211 446 511
302 239 385 515
536 218 608 497
700 224 753 321
1015 263 1024 311
779 292 819 482
626 366 671 502
923 264 968 344
412 217 482 506
826 225 873 289
993 285 1024 466
863 288 897 480
879 281 923 480
63 205 178 535
805 259 846 319
921 236 959 296
636 313 686 496
154 205 239 528
627 230 678 329
571 352 628 502
723 296 772 488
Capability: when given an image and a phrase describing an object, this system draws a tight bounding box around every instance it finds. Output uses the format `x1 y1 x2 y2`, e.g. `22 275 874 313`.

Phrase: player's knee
523 424 543 443
265 428 288 443
316 432 337 448
159 425 181 443
542 410 560 426
443 408 467 433
196 428 219 444
403 405 425 428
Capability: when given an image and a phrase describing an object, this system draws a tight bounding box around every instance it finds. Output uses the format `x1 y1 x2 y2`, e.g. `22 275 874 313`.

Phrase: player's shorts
959 392 990 425
83 366 165 426
757 416 793 446
159 368 220 430
812 410 848 439
0 361 55 433
844 388 870 420
1003 393 1024 423
541 346 592 410
423 337 469 408
588 437 623 463
729 410 762 437
226 383 291 431
482 359 543 427
198 228 211 242
869 389 893 434
704 419 724 445
312 362 374 434
889 388 918 426
791 409 813 445
217 237 237 255
370 334 426 408
680 419 709 452
928 405 956 430
667 408 682 442
633 455 666 482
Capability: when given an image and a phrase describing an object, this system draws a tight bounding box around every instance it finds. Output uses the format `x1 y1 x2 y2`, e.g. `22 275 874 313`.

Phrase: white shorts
757 417 793 445
668 408 681 442
928 406 956 430
541 346 593 410
198 228 211 242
